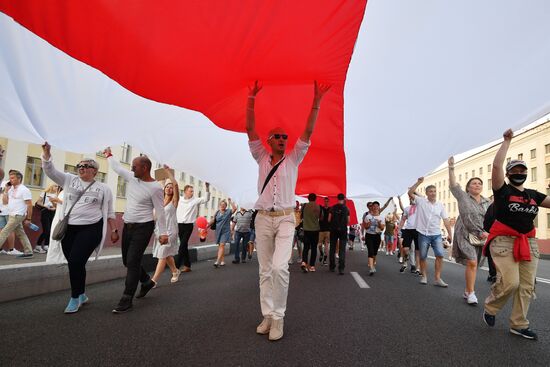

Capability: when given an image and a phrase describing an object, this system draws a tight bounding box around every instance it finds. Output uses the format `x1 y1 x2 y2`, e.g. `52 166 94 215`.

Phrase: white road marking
351 272 370 289
426 255 550 285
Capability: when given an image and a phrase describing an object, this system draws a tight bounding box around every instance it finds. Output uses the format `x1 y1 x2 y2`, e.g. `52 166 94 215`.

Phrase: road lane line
351 272 370 289
426 255 550 285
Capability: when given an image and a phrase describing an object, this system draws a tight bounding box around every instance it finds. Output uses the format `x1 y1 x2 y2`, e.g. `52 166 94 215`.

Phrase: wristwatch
112 229 118 233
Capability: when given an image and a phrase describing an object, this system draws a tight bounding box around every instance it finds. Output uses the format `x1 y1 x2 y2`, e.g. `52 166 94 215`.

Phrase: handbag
52 181 96 241
468 233 485 247
210 210 219 230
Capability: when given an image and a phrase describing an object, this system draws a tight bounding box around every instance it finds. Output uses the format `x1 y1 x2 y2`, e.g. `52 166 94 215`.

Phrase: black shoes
483 312 495 327
112 295 133 314
136 279 156 299
510 328 538 341
399 265 407 273
232 259 240 264
338 270 344 275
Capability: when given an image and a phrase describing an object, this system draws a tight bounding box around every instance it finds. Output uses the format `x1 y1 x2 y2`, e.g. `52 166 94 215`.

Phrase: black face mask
508 173 527 186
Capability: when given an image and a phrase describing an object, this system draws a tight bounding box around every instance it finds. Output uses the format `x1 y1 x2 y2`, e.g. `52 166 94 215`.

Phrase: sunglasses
76 164 94 169
269 134 288 140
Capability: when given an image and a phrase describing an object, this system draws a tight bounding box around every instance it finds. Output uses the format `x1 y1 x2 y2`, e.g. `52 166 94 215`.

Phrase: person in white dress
151 166 181 285
45 188 66 264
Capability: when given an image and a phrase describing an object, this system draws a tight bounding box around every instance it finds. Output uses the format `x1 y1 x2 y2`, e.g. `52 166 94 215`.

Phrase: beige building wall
0 138 229 220
419 120 550 240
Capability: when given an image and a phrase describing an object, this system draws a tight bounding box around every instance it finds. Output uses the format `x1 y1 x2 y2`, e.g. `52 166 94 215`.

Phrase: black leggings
61 220 103 298
364 233 381 259
302 230 319 266
37 209 55 247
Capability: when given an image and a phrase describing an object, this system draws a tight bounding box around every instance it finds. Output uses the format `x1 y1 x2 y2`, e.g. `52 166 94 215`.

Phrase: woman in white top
34 183 59 253
41 142 119 314
151 166 181 285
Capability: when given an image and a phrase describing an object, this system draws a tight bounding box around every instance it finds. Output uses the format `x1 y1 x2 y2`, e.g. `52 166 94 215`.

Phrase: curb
0 242 237 304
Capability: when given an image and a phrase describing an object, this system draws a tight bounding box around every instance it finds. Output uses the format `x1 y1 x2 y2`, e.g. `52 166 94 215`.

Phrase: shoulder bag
52 181 96 241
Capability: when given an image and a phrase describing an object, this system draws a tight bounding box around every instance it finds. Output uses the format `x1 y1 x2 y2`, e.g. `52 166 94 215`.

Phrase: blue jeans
234 231 251 261
418 233 444 259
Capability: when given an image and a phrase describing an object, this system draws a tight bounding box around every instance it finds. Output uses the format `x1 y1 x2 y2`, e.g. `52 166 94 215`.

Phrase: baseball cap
506 160 527 172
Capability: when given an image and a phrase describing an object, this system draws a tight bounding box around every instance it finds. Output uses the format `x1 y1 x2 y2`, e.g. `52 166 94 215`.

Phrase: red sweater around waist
483 220 536 262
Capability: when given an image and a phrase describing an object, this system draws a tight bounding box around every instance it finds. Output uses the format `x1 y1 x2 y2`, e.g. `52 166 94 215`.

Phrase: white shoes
464 291 478 305
34 246 46 254
256 318 272 335
269 318 284 341
171 269 181 283
6 249 23 256
420 276 428 285
434 278 448 288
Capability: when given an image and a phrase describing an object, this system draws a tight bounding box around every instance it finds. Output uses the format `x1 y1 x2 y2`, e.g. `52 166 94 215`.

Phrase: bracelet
312 106 320 110
248 95 256 99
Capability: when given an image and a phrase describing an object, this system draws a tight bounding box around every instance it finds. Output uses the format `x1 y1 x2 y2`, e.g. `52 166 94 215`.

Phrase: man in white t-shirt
0 170 34 258
408 177 452 287
246 80 331 341
176 182 210 272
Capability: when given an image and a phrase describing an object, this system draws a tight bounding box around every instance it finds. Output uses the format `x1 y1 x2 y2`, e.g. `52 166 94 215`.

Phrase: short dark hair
465 177 483 193
337 193 345 200
184 185 193 192
426 185 436 192
372 201 380 206
308 193 317 202
9 170 23 181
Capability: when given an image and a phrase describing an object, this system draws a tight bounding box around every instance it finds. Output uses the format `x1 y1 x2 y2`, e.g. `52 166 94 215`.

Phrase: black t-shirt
493 183 546 234
329 203 349 231
319 206 330 231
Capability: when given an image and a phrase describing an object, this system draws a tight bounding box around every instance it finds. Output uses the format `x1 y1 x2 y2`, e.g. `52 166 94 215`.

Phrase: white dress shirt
413 196 448 236
249 138 310 211
177 192 210 224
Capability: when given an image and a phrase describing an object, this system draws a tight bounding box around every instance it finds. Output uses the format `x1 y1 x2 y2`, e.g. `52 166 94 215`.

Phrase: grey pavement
1 249 550 366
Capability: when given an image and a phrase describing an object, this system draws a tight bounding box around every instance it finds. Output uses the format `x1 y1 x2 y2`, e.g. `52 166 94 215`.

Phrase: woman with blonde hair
151 166 181 286
210 198 237 268
34 183 59 253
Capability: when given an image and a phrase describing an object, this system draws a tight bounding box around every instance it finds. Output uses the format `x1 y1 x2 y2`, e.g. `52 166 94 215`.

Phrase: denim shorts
0 215 7 229
418 233 444 259
384 234 394 244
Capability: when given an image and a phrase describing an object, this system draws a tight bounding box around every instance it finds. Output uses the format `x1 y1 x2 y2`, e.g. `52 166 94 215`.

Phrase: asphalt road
1 248 550 367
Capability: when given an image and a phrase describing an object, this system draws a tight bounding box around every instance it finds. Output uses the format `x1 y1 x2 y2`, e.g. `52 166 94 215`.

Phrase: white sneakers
33 246 47 254
256 317 272 335
256 317 284 341
463 291 478 305
6 249 23 256
420 276 428 285
434 279 448 288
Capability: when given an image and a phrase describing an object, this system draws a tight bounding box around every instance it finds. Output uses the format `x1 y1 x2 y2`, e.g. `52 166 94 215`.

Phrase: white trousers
255 212 295 320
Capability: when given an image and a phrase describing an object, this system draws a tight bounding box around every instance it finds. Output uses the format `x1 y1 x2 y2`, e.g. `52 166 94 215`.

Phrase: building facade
418 119 550 241
0 137 228 220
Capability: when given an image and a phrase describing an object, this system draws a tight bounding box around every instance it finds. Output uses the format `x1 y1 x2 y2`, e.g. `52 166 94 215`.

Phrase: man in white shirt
0 177 17 255
0 170 34 258
246 80 331 341
104 148 168 313
408 177 452 287
176 182 210 272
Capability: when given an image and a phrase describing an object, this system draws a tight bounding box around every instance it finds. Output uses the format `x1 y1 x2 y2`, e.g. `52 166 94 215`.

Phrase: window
96 172 107 183
518 153 523 160
64 164 77 175
465 172 469 180
472 170 475 178
438 192 441 200
180 172 186 181
506 157 511 164
546 163 550 179
488 178 492 189
531 167 537 182
190 176 195 184
24 157 44 187
447 203 451 212
453 202 456 212
117 176 127 198
547 187 550 196
198 180 203 187
198 190 202 198
545 144 550 154
479 167 483 175
488 164 492 173
443 190 446 200
121 143 132 164
443 179 446 187
534 215 538 228
448 191 450 198
211 197 216 209
530 149 536 159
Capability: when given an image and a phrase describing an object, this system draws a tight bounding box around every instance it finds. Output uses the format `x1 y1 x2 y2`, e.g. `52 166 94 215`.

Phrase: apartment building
418 119 550 240
0 137 228 220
